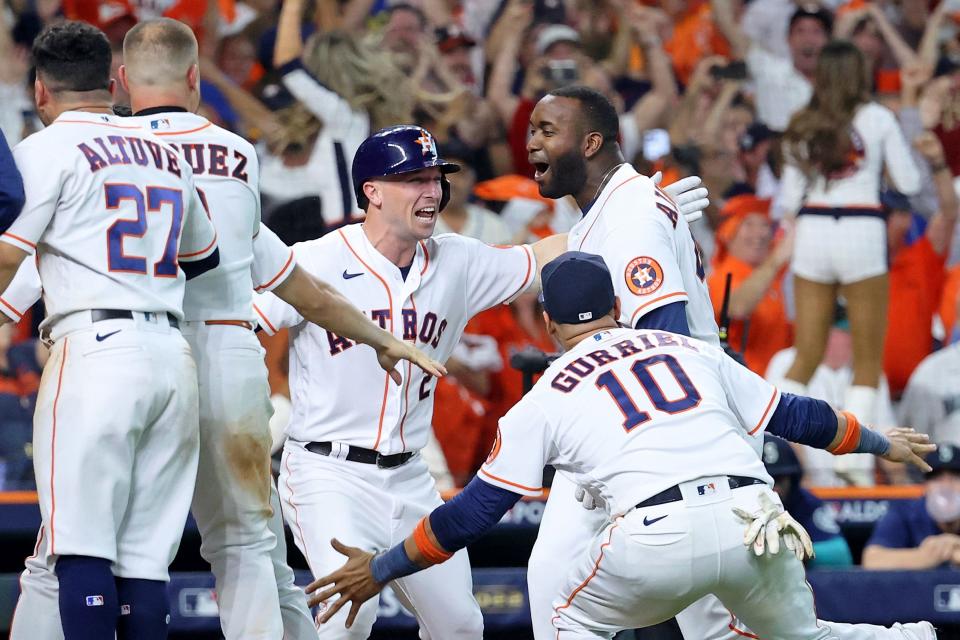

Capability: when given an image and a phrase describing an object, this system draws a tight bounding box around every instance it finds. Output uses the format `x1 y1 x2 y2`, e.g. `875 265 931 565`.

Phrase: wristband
370 543 419 584
831 410 862 455
852 426 891 456
413 517 454 565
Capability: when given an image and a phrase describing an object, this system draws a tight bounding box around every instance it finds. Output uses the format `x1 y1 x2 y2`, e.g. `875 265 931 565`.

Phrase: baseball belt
634 475 766 510
305 441 417 469
91 309 180 329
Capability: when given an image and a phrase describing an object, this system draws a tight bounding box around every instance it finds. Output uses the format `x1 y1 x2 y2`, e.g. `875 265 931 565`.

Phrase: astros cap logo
415 129 435 157
624 256 663 296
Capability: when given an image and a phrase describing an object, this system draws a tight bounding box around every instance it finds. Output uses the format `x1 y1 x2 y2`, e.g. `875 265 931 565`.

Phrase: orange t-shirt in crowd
940 264 960 338
707 255 792 375
664 2 731 86
884 236 947 397
431 377 490 486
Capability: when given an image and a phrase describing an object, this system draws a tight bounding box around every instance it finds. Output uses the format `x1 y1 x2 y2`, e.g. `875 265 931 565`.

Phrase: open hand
881 428 936 473
377 340 447 385
305 539 382 628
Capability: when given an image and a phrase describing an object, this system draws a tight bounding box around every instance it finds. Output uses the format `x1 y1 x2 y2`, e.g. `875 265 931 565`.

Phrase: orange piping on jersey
282 453 316 572
1 232 36 250
748 387 779 435
552 518 621 638
726 610 760 639
479 467 543 493
254 250 295 292
10 527 46 638
339 228 394 450
0 297 24 321
419 240 430 276
576 175 645 249
49 337 68 555
53 120 140 129
253 303 277 334
178 231 218 259
153 122 213 136
629 291 689 325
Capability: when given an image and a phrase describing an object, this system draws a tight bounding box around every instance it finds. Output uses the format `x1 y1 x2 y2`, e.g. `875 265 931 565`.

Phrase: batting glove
574 485 607 511
732 493 815 561
652 171 710 223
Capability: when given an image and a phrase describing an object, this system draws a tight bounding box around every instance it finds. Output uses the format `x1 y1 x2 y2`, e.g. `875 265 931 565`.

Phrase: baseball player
524 86 937 640
303 252 934 639
253 124 573 639
3 19 445 640
0 129 24 232
0 21 220 640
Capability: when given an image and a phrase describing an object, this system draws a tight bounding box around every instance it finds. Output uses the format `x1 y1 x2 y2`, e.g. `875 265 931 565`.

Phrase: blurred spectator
0 3 32 144
883 134 959 397
270 0 412 224
900 287 960 447
863 445 960 569
433 144 511 244
766 307 898 487
707 194 792 375
736 121 778 199
779 41 920 434
834 2 919 97
0 322 40 490
762 434 853 568
713 1 832 131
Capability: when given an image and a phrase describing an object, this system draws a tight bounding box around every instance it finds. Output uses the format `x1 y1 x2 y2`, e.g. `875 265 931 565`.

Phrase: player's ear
583 131 604 160
363 181 383 209
187 63 200 91
118 65 130 93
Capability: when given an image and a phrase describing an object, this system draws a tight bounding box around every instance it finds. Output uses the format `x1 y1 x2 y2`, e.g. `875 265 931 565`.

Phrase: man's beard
540 147 587 200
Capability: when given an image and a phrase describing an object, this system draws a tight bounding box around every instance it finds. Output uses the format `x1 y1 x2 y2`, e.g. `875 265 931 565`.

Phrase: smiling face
728 213 773 267
365 166 443 242
788 17 829 77
527 95 589 199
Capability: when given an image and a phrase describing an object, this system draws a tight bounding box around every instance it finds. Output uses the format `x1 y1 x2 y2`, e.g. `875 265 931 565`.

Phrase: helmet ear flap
439 175 451 212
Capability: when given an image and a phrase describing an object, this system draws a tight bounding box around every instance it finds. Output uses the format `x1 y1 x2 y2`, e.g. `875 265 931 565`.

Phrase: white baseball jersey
130 112 294 321
1 111 218 327
0 256 40 323
480 327 777 516
254 223 536 454
567 164 719 344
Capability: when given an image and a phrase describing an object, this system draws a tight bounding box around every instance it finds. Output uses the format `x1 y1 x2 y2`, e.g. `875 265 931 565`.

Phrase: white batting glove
574 485 607 511
732 493 814 561
652 171 709 223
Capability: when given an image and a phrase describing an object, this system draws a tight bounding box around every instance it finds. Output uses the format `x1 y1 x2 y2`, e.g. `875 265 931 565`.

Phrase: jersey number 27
105 183 186 277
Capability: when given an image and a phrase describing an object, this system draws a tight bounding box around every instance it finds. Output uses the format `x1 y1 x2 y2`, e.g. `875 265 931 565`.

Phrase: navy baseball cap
540 252 615 325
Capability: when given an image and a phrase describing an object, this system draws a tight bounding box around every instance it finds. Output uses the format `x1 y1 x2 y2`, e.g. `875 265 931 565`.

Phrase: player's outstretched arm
529 234 568 291
305 477 522 627
272 264 447 383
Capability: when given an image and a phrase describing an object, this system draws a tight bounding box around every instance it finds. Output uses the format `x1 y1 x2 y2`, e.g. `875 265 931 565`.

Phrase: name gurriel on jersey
77 136 250 183
551 331 701 392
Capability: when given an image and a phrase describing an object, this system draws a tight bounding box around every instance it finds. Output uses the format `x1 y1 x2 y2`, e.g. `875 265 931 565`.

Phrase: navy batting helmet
762 435 802 478
351 125 460 212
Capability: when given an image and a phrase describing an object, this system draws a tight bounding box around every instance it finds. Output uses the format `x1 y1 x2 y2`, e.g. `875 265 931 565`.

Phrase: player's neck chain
591 162 625 204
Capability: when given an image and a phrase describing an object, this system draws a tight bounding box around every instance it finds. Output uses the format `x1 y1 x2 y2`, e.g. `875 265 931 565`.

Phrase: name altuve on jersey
78 135 249 183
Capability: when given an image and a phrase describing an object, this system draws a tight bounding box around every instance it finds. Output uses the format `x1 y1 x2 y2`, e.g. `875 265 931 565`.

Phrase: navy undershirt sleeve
181 248 220 280
634 300 691 335
766 393 838 449
428 478 522 552
0 130 24 233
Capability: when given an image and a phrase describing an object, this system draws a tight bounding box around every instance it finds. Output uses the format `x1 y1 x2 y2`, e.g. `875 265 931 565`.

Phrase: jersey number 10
596 354 701 432
105 183 186 277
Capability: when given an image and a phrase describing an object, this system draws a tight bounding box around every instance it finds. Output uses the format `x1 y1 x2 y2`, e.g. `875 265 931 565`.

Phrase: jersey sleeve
463 239 536 317
252 223 296 293
600 206 688 328
717 346 781 436
0 256 41 323
253 290 303 335
178 186 219 263
1 140 62 253
478 399 553 496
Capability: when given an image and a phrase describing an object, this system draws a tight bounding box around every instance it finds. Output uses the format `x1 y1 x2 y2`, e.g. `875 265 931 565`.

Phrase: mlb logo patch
697 482 717 496
151 118 171 130
121 604 131 615
86 595 104 607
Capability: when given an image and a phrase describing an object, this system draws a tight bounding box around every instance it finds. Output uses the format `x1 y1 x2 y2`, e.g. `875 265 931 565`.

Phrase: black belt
798 206 886 219
91 309 179 329
305 441 416 469
635 475 766 510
